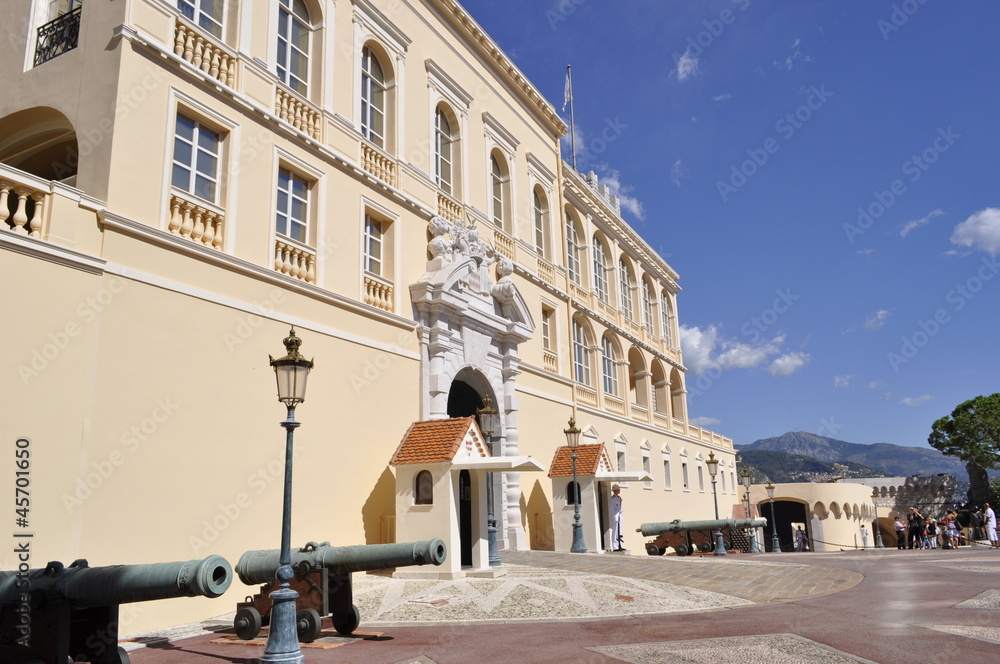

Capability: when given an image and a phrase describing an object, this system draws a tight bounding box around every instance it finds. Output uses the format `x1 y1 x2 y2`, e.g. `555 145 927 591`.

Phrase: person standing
984 503 998 549
894 517 906 549
906 506 925 550
610 484 624 551
794 525 806 552
860 524 870 549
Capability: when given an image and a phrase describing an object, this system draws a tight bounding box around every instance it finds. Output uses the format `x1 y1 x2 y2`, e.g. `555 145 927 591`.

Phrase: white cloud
834 374 853 389
713 93 732 102
900 209 943 237
673 48 700 82
864 309 891 331
598 167 646 221
670 159 686 188
868 380 887 390
768 352 810 377
680 325 802 377
690 416 720 427
857 248 874 256
951 208 1000 255
775 38 810 71
900 394 932 407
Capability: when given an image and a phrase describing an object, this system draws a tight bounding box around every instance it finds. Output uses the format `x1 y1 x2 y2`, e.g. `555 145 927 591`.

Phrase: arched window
490 153 508 227
434 106 454 194
572 319 591 385
641 279 654 333
661 291 674 347
619 258 634 321
533 189 547 255
566 211 581 284
360 45 387 148
566 480 580 505
601 336 619 396
277 0 310 95
415 470 433 505
592 236 608 303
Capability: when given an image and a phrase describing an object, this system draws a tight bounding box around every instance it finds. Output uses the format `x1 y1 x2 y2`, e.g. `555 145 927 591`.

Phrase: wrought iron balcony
34 7 83 67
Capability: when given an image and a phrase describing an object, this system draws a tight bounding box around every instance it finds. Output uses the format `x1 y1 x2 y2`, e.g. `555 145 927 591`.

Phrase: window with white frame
533 189 547 254
641 279 654 333
642 451 651 488
661 291 674 347
697 463 705 492
434 106 454 195
592 236 608 303
681 460 689 490
619 259 634 321
662 455 672 490
721 467 727 493
275 168 309 244
490 153 507 227
277 0 310 95
601 336 618 396
572 319 590 385
364 215 384 276
566 212 581 284
360 45 387 148
171 114 220 203
541 307 553 351
178 0 223 37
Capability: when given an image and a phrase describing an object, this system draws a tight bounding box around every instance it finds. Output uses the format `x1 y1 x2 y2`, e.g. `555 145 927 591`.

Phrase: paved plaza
125 547 1000 663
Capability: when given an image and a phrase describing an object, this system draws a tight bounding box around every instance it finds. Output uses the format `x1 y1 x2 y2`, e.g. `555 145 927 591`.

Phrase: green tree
928 393 1000 507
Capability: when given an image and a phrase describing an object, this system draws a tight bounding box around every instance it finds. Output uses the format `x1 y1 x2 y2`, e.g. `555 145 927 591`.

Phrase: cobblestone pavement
126 547 1000 664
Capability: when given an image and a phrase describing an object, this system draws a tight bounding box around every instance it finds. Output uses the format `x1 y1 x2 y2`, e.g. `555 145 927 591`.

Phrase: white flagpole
565 64 577 172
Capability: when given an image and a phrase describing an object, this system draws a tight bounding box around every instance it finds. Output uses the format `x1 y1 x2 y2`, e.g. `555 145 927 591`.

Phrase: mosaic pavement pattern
589 634 878 664
352 564 752 623
929 624 1000 645
956 589 1000 609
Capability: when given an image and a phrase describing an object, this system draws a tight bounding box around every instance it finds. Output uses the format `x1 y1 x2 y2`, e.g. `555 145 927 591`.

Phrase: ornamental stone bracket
409 215 535 549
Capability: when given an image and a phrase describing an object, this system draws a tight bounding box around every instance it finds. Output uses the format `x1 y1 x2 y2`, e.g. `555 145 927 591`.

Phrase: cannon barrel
237 539 447 586
636 518 767 537
0 555 233 608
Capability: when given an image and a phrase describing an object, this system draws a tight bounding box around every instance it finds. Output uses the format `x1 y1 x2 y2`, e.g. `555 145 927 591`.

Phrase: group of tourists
891 503 998 549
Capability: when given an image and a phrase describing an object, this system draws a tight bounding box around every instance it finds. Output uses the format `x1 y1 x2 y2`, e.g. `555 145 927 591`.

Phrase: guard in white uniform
610 484 624 551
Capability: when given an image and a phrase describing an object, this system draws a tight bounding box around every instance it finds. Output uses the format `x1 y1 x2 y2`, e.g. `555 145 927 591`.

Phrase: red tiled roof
548 443 606 478
390 417 485 465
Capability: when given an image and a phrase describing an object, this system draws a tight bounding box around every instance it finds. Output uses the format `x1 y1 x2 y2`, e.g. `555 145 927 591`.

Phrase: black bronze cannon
638 518 767 556
0 555 233 664
234 538 446 641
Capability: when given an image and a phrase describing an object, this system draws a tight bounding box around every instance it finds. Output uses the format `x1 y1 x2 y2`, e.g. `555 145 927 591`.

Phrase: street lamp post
740 467 761 553
564 418 587 553
705 452 727 556
262 327 313 664
765 481 781 553
477 396 502 567
872 490 885 549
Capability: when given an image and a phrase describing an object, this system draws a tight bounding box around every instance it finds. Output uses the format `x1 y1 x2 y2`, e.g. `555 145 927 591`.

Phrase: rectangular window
34 1 83 66
642 453 651 489
541 308 553 351
364 215 384 276
682 462 689 491
617 450 626 472
566 215 580 284
178 0 223 38
572 320 590 385
276 168 309 244
172 114 220 203
642 281 654 332
663 458 672 490
697 465 705 492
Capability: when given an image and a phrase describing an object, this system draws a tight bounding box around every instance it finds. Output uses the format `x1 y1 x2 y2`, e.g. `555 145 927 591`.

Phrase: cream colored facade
750 482 878 552
1 0 736 633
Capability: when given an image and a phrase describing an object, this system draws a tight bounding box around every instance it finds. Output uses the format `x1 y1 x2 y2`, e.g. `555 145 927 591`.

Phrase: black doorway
597 482 606 551
448 380 483 418
761 500 809 552
459 469 472 566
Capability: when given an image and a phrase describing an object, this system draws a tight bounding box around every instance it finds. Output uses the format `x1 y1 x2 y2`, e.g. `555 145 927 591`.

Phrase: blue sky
459 0 1000 449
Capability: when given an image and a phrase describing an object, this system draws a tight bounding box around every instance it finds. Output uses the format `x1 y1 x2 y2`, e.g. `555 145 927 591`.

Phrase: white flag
563 67 572 112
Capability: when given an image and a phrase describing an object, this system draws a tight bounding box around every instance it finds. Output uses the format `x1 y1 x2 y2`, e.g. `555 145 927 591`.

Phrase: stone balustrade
364 274 394 312
569 282 592 307
652 412 668 429
537 257 555 286
168 193 224 249
274 238 316 283
174 20 237 87
574 384 598 407
492 228 515 260
0 179 46 238
275 88 322 141
437 192 463 223
361 143 397 187
604 395 626 416
542 350 558 373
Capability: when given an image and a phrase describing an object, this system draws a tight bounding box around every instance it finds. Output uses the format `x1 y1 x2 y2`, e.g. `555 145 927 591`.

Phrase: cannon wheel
297 608 323 642
234 607 262 640
698 541 713 553
724 540 733 551
646 542 660 556
674 543 689 556
333 604 361 635
118 647 131 664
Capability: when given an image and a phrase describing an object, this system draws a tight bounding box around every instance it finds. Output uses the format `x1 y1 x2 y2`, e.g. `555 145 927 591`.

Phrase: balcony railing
604 395 626 417
652 412 668 429
437 192 463 223
493 228 515 261
542 350 558 373
34 7 82 66
274 237 316 283
363 273 394 312
574 384 598 408
276 87 323 141
168 192 224 249
537 257 555 286
1 180 46 238
361 142 397 187
174 19 237 88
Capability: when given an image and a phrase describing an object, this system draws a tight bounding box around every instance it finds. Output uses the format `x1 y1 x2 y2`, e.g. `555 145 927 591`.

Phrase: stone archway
761 499 809 552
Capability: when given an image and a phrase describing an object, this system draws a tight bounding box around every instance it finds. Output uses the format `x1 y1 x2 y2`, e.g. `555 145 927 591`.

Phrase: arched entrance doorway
760 499 809 552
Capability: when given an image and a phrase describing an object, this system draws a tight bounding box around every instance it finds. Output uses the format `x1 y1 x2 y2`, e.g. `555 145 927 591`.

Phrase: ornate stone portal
410 215 534 549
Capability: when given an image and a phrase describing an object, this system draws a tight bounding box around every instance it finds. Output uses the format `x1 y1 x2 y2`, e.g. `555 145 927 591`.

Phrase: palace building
1 0 737 633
